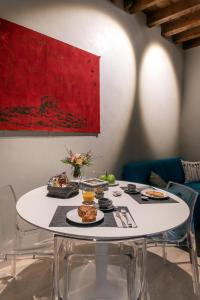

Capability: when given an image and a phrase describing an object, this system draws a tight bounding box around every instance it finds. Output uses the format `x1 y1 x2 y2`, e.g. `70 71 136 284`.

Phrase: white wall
180 46 200 160
0 0 184 197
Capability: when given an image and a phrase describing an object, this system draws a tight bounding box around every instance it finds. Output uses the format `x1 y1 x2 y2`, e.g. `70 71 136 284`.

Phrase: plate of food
141 189 168 199
66 206 104 224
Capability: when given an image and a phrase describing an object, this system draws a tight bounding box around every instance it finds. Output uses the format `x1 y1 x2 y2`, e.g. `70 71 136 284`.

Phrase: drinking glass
82 186 95 205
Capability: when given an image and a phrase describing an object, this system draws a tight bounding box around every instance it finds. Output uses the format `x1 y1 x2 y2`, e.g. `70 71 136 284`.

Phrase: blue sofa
122 157 200 233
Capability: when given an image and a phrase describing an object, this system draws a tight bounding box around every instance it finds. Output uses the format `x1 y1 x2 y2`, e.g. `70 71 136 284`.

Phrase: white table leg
84 243 124 300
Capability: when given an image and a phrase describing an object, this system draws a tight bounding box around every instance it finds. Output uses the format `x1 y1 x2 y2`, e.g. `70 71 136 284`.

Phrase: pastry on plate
78 205 91 217
82 210 97 222
77 206 97 222
146 190 164 198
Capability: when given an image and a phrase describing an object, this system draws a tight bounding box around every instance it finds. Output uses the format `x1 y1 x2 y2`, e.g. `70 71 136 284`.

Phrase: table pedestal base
63 261 128 300
77 280 124 300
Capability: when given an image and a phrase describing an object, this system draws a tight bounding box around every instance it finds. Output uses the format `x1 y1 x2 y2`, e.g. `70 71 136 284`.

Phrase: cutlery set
114 206 137 228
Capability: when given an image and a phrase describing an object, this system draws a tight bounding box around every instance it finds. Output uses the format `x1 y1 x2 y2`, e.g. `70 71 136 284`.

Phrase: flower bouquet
61 150 93 179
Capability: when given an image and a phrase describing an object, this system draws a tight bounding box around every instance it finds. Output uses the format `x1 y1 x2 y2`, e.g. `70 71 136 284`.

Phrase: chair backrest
0 185 18 253
166 181 198 236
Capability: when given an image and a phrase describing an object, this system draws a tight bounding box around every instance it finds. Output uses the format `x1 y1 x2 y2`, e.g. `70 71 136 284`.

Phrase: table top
16 181 190 241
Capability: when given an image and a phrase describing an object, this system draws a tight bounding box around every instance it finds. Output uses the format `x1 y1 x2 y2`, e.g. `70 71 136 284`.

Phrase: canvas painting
0 18 100 133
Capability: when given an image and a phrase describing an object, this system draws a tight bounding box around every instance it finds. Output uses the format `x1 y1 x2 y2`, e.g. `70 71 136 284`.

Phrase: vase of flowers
61 150 93 179
72 164 82 178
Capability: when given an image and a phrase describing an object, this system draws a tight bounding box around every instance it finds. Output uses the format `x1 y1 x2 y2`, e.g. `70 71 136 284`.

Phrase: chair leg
58 239 75 300
134 239 149 300
62 242 75 300
126 250 136 300
63 255 68 300
162 233 167 264
52 236 61 300
187 232 200 296
11 255 16 278
162 243 167 264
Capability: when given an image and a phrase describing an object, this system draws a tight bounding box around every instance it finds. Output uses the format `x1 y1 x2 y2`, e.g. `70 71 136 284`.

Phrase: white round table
16 181 190 300
16 181 189 240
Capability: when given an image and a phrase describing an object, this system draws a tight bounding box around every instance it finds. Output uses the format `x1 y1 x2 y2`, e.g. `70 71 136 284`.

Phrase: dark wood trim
124 0 157 14
148 0 200 27
123 0 200 49
162 11 200 37
183 37 200 49
174 26 200 44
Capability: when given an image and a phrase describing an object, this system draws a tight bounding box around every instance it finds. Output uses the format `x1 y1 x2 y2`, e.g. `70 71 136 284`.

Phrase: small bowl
128 183 136 189
95 192 104 199
98 198 112 208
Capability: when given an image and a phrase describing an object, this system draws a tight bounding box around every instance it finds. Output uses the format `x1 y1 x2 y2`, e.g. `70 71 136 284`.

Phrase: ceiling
112 0 200 50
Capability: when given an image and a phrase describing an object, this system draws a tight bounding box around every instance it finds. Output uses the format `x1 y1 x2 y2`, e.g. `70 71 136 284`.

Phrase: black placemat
120 186 178 204
49 206 132 228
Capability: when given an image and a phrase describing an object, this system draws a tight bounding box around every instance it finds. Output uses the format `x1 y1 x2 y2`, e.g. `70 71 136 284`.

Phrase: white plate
66 208 104 225
141 189 168 199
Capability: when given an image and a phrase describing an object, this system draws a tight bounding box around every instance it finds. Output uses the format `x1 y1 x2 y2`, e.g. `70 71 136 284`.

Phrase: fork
121 208 137 228
114 207 127 228
120 209 133 228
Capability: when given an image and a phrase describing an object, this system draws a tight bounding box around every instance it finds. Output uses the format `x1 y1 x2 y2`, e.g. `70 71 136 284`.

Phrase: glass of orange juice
82 187 95 205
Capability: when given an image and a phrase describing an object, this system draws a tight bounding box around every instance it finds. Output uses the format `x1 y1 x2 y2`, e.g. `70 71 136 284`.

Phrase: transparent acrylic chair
52 235 148 300
0 185 53 279
148 181 200 295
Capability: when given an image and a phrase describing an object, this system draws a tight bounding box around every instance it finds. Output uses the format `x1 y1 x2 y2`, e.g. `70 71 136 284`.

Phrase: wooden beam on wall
162 11 200 37
147 0 200 27
183 37 200 49
124 0 157 14
174 26 200 44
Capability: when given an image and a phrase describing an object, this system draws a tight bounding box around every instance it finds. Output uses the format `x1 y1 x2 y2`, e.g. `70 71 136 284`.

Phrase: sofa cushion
123 157 184 184
162 157 185 183
185 182 200 193
181 160 200 183
122 159 167 184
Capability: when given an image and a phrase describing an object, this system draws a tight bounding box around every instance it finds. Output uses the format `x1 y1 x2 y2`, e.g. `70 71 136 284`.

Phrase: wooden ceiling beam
183 37 200 49
173 26 200 44
161 11 200 37
147 0 200 27
124 0 157 14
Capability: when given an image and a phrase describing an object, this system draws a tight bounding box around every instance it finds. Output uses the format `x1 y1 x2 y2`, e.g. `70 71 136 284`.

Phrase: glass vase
73 165 81 178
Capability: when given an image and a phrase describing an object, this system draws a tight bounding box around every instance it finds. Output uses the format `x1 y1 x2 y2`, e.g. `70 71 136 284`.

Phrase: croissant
78 205 91 217
78 205 97 222
146 191 164 197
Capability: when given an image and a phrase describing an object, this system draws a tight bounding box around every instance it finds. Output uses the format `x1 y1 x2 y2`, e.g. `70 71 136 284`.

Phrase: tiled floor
0 247 199 300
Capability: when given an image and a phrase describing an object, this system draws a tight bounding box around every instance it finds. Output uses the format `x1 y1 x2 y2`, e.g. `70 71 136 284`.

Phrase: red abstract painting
0 18 100 133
